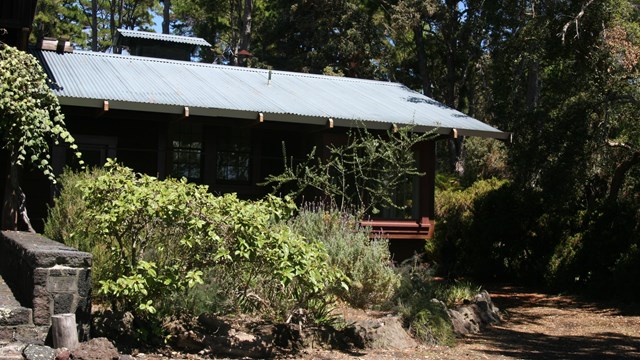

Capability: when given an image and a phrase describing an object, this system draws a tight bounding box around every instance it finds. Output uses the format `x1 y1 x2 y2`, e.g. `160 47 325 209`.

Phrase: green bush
289 207 400 309
545 201 640 299
45 161 344 328
410 303 455 346
433 280 481 308
431 178 509 277
391 258 455 346
45 168 110 290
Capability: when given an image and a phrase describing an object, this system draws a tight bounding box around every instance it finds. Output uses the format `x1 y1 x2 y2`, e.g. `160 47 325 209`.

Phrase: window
379 174 420 219
52 135 117 174
170 123 203 181
216 127 251 183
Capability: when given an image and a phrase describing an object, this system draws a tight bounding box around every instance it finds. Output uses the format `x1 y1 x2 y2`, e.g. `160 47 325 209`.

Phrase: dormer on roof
113 29 211 61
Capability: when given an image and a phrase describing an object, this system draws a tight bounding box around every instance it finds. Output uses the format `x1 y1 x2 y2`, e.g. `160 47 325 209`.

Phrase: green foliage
31 0 88 48
0 44 81 181
459 137 509 187
545 200 640 299
390 258 455 346
410 304 455 346
264 126 433 217
46 162 344 329
432 178 509 276
32 0 159 51
73 160 217 316
45 168 110 287
433 280 481 308
289 207 400 309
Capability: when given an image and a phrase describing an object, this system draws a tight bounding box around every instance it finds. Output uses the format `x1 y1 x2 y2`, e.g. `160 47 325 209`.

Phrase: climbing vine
0 43 81 179
0 43 81 230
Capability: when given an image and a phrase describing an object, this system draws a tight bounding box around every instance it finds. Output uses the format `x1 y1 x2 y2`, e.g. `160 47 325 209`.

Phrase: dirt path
304 285 640 359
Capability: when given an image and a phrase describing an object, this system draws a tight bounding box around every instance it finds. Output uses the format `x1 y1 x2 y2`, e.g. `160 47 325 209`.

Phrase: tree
172 0 257 64
0 43 81 231
390 0 493 175
32 0 158 51
256 0 390 77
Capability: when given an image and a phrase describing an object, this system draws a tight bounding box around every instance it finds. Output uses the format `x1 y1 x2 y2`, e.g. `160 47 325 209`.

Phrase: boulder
23 344 56 360
447 290 502 336
342 316 417 350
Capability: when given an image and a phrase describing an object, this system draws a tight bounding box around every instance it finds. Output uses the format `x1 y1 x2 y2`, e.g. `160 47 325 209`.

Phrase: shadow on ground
467 284 640 359
470 328 640 360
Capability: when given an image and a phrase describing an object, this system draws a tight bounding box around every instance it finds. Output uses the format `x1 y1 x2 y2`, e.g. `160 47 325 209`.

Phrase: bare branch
560 0 594 45
607 140 636 151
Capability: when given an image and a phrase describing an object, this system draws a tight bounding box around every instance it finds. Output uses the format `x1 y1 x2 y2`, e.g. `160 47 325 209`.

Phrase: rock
447 305 481 334
55 348 71 360
23 344 56 360
197 314 231 335
446 290 503 336
174 331 204 353
69 338 119 360
342 316 417 350
0 342 26 359
203 328 273 358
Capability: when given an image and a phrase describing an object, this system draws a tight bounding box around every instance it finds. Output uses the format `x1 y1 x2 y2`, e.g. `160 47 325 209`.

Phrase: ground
298 285 640 360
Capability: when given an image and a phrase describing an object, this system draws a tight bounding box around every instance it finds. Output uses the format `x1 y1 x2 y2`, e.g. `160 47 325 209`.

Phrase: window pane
216 128 251 183
170 123 203 181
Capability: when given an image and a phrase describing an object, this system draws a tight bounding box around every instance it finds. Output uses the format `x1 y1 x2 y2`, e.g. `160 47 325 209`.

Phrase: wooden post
417 140 436 220
52 313 79 349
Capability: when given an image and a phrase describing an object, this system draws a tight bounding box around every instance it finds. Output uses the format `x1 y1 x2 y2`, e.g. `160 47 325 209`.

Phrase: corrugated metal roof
116 29 211 47
33 49 510 139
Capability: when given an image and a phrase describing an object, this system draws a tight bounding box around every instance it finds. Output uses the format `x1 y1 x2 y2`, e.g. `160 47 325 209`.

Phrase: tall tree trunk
239 0 252 50
162 0 171 34
525 60 539 110
413 25 432 97
110 0 119 53
91 0 98 51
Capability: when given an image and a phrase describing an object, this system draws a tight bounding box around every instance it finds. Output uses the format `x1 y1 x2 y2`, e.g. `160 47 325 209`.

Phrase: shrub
410 303 455 346
431 178 509 277
433 280 481 308
45 168 110 290
289 207 400 309
45 161 344 329
391 257 455 346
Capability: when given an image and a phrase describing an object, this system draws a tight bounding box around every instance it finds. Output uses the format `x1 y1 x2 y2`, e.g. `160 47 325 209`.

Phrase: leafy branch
262 125 435 216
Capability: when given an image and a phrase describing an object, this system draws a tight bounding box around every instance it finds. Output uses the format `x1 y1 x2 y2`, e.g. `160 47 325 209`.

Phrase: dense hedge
433 178 640 299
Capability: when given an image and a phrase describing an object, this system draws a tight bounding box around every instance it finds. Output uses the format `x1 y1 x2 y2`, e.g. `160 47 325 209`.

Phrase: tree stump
52 313 79 349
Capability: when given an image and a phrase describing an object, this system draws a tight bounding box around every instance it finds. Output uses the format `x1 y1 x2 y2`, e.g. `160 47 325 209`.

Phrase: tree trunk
413 25 432 97
239 0 252 51
607 151 640 204
525 60 539 110
91 0 98 51
110 0 119 53
162 0 171 34
2 161 35 232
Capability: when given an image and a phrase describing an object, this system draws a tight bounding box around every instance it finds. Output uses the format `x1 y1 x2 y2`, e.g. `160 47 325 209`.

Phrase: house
18 29 510 256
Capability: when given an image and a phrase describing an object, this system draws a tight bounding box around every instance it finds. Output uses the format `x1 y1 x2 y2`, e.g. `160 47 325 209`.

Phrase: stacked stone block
0 231 92 344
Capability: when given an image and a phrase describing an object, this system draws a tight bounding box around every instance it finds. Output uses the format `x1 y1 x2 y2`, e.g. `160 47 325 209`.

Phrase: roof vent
113 29 210 61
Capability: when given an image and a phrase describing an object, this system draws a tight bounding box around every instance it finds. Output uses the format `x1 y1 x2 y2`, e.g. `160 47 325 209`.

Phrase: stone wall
0 231 92 341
